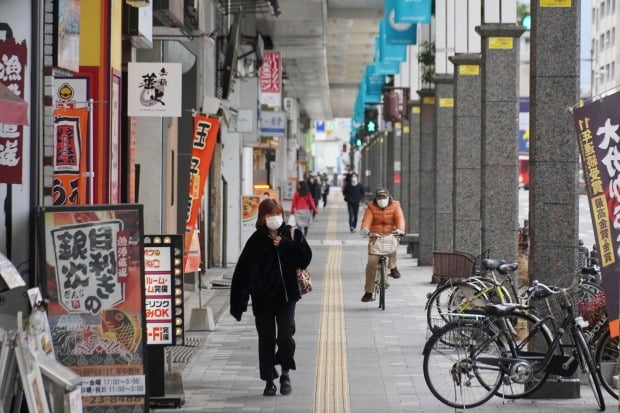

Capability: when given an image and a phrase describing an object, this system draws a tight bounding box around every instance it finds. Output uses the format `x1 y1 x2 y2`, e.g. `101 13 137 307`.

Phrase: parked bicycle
422 280 605 410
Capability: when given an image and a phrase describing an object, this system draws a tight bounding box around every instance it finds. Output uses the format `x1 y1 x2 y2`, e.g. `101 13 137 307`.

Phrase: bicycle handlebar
362 231 404 238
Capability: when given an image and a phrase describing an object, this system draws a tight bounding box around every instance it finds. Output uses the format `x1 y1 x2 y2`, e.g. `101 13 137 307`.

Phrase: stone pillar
400 119 411 227
392 122 402 201
417 88 436 266
386 128 395 196
476 24 524 263
433 75 454 253
529 1 580 287
407 101 421 235
450 54 482 258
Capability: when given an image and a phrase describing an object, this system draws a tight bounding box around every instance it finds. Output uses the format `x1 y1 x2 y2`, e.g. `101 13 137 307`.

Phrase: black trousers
347 202 360 228
254 300 296 381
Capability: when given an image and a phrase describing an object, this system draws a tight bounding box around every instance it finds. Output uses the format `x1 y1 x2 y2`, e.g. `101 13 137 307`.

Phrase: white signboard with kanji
127 62 182 117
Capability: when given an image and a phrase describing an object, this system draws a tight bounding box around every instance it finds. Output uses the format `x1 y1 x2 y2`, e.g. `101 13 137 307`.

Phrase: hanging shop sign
184 115 220 272
0 36 28 184
52 107 89 205
258 50 282 109
260 110 286 136
127 62 182 117
37 204 147 412
572 90 620 338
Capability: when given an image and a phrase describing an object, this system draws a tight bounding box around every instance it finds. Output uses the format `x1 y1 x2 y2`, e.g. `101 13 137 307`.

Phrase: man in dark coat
342 172 365 232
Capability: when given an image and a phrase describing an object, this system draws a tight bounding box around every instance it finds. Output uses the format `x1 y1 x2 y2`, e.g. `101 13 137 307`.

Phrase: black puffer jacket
230 224 312 321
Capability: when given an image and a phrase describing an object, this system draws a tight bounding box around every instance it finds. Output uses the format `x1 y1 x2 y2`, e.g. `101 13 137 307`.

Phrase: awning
0 82 28 126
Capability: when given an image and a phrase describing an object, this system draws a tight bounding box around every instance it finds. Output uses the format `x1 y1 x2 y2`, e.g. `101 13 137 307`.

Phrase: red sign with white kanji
258 51 282 108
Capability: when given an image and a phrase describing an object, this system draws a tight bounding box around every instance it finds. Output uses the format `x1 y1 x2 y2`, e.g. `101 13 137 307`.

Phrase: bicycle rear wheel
574 326 606 411
423 320 504 409
594 325 619 400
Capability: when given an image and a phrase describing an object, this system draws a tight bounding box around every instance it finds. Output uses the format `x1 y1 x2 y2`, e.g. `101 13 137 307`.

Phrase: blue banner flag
394 0 432 24
379 20 408 61
384 0 418 44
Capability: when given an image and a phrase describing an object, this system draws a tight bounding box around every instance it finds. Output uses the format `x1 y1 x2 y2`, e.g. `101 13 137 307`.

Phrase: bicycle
363 231 402 310
425 258 520 332
423 280 606 410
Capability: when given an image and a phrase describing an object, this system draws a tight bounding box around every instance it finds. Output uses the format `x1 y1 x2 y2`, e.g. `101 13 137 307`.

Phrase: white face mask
377 198 389 208
351 178 358 185
265 215 283 230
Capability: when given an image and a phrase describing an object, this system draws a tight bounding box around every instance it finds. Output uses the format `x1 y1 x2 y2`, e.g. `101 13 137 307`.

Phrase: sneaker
389 268 401 279
361 292 374 302
280 374 292 395
263 381 277 396
350 227 355 233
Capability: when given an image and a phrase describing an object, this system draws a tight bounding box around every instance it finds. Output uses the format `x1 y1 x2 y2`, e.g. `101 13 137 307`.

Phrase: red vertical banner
184 115 220 272
258 50 282 108
573 91 620 337
52 107 89 205
0 37 28 184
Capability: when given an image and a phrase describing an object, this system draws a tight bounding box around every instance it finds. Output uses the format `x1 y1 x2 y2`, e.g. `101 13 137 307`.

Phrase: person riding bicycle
359 188 405 302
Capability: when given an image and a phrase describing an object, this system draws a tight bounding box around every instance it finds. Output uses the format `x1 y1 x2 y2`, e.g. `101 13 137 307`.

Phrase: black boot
263 380 277 396
279 372 292 395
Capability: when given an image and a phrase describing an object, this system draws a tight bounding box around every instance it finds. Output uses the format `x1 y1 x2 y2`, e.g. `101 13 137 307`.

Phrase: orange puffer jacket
361 199 405 235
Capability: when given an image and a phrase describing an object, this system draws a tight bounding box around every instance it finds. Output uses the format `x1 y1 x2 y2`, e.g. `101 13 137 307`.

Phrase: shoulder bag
291 228 312 295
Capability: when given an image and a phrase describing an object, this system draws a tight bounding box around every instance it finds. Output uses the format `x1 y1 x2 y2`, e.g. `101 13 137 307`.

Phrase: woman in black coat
230 198 312 396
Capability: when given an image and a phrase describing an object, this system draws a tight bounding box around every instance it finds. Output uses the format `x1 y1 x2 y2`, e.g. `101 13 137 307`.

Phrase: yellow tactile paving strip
313 205 350 413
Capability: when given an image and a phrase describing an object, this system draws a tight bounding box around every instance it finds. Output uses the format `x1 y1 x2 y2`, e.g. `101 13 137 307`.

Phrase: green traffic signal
367 120 376 133
521 15 531 31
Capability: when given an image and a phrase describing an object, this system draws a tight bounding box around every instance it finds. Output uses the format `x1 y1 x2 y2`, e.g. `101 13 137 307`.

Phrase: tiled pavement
153 192 617 412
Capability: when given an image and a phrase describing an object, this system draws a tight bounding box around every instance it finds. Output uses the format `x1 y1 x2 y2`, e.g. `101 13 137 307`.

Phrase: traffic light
521 14 531 31
364 107 378 134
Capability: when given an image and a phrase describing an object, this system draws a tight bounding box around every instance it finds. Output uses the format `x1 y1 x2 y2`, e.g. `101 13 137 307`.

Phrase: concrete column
401 119 411 227
386 128 395 196
529 1 580 287
392 122 402 201
407 101 421 235
417 88 436 266
476 24 524 263
450 53 482 257
433 75 454 252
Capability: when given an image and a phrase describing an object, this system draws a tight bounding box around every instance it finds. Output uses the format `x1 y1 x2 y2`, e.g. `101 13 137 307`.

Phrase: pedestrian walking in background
307 174 321 215
342 172 365 232
320 173 330 207
230 199 312 396
360 188 405 302
290 181 318 236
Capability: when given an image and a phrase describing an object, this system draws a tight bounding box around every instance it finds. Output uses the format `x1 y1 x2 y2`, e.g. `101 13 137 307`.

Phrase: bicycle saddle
484 303 518 316
482 259 518 274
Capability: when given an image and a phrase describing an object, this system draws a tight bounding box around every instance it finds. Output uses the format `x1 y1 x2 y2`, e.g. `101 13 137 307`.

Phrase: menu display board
37 205 147 412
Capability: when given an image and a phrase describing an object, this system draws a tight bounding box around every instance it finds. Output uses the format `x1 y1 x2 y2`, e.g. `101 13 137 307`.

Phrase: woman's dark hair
256 199 283 229
297 181 310 197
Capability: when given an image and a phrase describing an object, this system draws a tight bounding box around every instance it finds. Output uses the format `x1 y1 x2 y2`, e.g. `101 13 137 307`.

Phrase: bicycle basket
369 235 399 255
432 251 475 279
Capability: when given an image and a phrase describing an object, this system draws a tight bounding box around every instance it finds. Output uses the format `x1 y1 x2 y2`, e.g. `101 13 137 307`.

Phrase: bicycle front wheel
423 320 504 409
574 326 606 411
594 325 619 400
378 258 386 310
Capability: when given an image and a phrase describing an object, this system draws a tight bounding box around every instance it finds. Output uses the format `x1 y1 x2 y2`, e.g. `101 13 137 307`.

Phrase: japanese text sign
0 37 28 183
37 205 147 411
127 62 182 117
573 91 620 337
258 50 282 109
